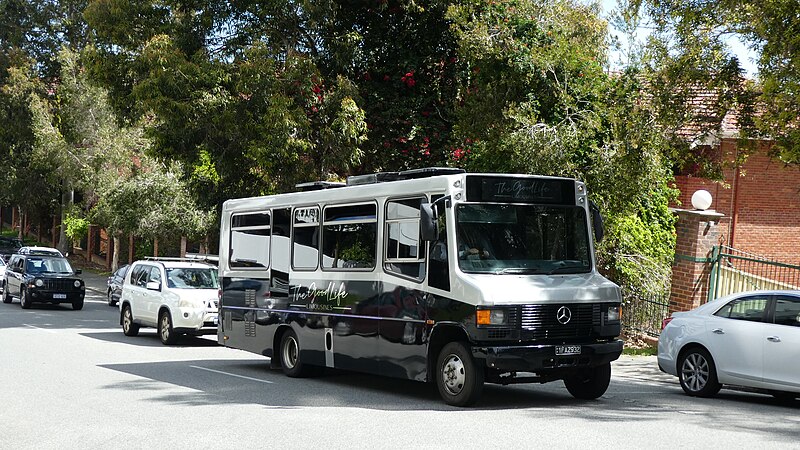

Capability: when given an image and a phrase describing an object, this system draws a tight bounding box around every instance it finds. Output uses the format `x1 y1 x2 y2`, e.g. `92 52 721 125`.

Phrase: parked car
2 246 85 310
119 258 219 345
0 257 6 293
0 237 23 261
106 264 129 306
658 290 800 401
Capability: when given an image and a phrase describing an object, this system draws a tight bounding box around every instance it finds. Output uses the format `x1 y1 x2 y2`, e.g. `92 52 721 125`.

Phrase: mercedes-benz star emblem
556 306 572 325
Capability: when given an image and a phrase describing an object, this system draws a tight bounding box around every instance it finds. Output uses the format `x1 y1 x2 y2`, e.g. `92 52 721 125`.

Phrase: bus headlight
605 306 621 323
477 308 507 326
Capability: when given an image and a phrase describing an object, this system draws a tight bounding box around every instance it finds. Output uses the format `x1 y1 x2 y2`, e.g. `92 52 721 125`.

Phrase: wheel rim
441 353 466 396
282 335 298 370
160 314 171 341
123 308 132 332
681 353 709 392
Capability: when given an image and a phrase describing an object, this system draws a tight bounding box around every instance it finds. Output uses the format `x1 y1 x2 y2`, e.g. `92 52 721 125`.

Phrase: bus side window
428 196 450 291
293 206 320 270
230 212 271 269
384 197 426 281
322 203 377 270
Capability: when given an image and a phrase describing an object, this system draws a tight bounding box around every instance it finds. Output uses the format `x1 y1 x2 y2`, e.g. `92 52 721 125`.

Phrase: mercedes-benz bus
218 168 622 406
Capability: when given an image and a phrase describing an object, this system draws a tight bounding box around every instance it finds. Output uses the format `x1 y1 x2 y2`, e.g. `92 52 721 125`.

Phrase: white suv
119 259 219 345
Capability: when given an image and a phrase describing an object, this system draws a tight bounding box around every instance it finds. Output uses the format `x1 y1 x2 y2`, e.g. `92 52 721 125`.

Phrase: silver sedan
658 290 800 400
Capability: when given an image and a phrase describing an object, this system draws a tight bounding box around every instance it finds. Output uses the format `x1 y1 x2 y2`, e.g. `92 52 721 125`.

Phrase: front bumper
473 339 623 373
29 289 85 303
172 307 219 334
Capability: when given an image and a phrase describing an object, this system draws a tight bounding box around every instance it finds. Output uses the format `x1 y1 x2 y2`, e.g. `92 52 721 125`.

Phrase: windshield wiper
494 268 544 275
546 264 589 275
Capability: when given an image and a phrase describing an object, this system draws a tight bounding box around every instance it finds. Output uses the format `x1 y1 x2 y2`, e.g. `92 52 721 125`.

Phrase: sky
598 0 759 77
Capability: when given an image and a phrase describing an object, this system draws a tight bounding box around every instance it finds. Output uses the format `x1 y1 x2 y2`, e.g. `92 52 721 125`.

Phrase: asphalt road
1 272 798 449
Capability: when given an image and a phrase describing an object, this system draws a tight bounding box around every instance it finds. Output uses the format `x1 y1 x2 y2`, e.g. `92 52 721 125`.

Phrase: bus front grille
518 304 598 340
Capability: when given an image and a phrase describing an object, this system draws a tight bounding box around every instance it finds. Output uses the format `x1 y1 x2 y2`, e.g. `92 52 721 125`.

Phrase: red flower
453 148 465 160
363 72 372 81
383 75 390 81
312 85 322 94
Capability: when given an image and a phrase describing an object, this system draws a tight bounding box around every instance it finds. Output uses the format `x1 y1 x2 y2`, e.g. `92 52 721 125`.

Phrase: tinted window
714 296 769 322
293 207 319 270
385 198 425 280
230 212 271 268
322 204 377 270
773 295 800 327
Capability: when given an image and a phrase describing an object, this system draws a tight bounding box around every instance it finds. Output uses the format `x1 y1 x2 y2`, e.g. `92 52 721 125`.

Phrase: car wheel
564 363 612 400
678 347 721 397
279 330 315 377
107 290 116 306
2 282 11 304
72 298 84 311
158 310 179 345
20 287 31 309
436 341 484 406
121 304 140 337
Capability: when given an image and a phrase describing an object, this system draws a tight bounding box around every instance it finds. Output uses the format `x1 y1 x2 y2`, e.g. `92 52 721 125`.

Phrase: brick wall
669 210 723 313
672 139 800 265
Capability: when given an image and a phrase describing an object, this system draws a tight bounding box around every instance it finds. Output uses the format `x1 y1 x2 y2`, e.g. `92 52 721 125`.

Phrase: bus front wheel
436 341 484 406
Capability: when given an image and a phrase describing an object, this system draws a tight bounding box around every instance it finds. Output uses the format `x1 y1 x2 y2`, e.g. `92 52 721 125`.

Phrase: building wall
672 139 800 265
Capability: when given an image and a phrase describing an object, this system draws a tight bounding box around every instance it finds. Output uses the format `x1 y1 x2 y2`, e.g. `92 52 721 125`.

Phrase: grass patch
623 344 657 356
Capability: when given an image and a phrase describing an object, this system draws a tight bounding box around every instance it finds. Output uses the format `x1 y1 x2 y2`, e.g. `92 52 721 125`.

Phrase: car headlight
476 308 508 326
605 306 621 323
179 298 202 308
35 279 44 287
73 280 81 288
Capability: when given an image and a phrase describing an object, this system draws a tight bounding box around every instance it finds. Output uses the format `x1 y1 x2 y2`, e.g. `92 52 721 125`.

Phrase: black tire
436 341 484 407
107 290 116 306
20 287 31 309
121 304 140 337
158 310 179 345
72 298 84 311
564 362 612 400
279 330 314 377
2 283 11 304
678 347 721 397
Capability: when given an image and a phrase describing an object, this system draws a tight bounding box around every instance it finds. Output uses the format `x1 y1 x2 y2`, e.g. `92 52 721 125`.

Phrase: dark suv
0 237 23 261
2 247 85 310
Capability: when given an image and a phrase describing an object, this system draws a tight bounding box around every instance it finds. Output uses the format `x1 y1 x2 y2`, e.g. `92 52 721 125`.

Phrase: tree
621 0 799 167
91 160 215 270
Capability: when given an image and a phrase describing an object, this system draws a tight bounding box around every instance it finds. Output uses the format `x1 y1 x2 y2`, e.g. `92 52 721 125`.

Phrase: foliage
621 0 799 168
63 214 89 242
91 160 215 240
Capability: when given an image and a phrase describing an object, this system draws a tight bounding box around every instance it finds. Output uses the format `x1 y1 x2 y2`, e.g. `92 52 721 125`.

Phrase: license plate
53 293 67 299
555 345 581 355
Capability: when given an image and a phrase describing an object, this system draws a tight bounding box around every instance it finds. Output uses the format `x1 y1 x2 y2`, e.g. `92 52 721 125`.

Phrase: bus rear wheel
436 341 484 407
280 330 314 377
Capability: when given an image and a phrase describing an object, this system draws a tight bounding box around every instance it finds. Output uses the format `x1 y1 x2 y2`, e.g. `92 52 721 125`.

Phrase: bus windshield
455 204 592 274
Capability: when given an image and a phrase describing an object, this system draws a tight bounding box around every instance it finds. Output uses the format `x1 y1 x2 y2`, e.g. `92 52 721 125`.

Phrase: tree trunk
17 206 23 241
112 234 120 272
57 188 74 255
180 236 187 257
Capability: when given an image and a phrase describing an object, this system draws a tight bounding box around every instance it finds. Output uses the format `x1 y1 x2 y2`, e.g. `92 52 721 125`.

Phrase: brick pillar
669 209 725 314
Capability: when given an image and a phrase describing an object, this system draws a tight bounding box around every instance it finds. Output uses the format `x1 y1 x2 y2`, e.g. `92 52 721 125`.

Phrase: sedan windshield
456 204 592 274
166 267 219 289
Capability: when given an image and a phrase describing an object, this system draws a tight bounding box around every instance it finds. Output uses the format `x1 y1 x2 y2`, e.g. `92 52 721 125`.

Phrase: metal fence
622 291 670 338
709 246 800 301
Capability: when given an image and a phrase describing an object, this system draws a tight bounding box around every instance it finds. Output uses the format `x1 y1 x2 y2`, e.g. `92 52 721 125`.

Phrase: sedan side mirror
146 281 161 291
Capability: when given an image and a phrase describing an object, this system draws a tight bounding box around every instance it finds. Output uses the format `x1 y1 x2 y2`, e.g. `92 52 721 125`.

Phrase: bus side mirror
590 201 604 243
420 203 438 241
